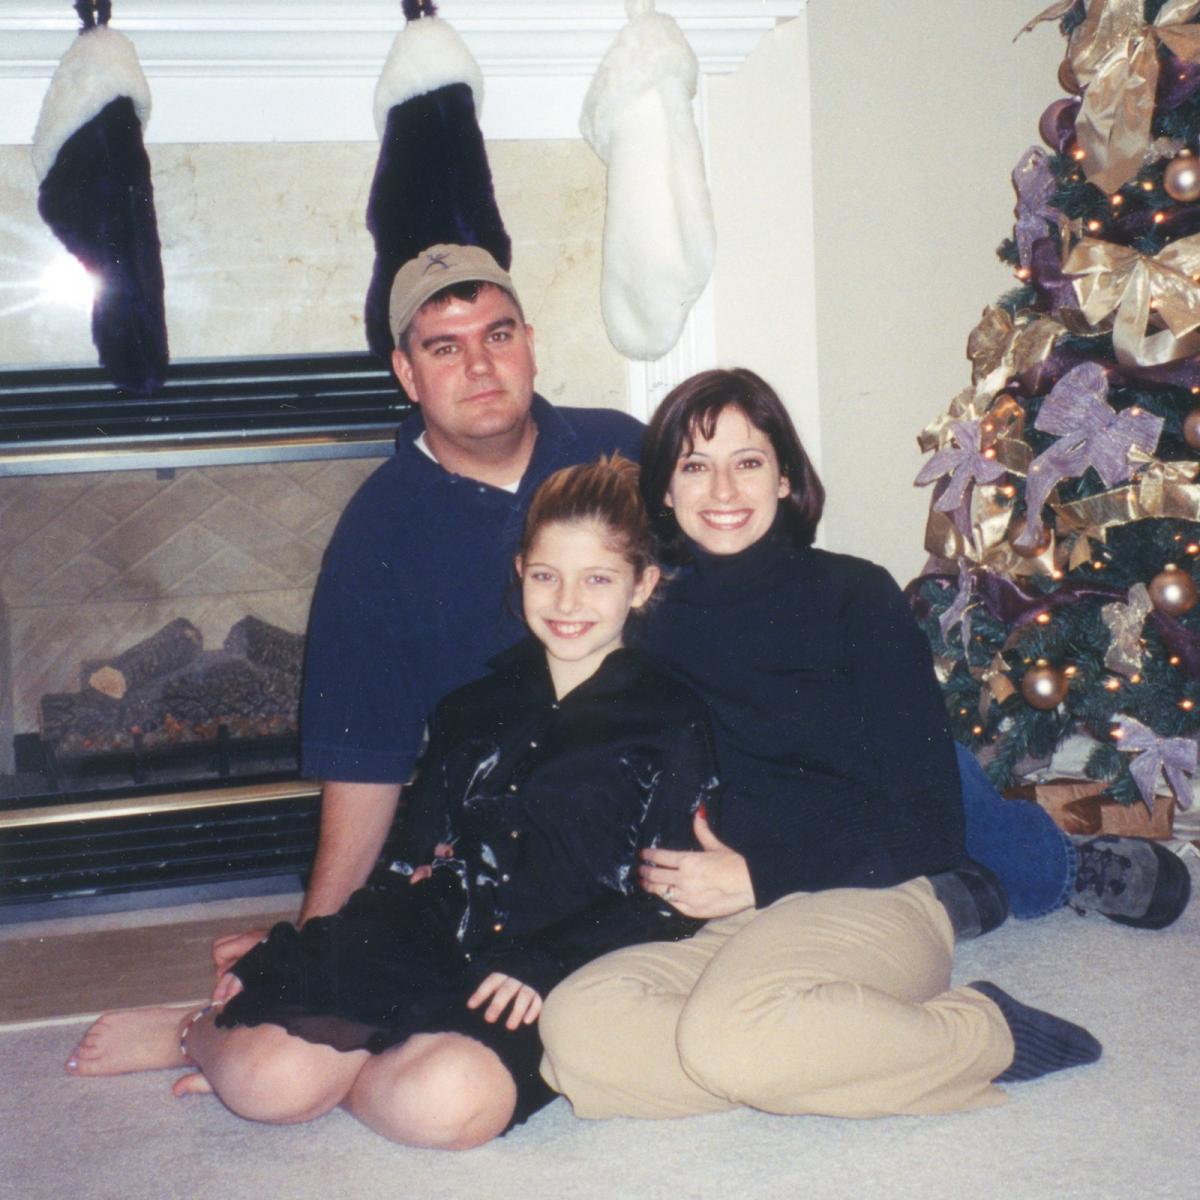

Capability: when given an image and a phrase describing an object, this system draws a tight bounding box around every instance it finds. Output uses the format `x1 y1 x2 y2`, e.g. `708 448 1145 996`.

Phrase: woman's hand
466 973 544 1030
638 812 755 919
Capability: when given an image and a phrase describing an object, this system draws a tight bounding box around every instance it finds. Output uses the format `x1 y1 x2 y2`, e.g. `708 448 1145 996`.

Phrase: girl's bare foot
171 1070 214 1097
65 1005 197 1077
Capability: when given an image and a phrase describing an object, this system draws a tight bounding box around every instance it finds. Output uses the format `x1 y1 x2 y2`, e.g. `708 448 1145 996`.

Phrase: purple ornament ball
1039 98 1080 154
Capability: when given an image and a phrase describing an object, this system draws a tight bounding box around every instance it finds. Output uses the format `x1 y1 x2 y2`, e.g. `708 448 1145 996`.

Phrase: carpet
4 855 1197 1200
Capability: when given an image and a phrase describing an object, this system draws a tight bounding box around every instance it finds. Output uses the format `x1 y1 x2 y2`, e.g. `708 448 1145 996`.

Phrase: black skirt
216 874 554 1128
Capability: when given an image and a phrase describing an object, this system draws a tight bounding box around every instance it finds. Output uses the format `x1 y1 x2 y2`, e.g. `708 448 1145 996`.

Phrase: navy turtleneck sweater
633 527 966 906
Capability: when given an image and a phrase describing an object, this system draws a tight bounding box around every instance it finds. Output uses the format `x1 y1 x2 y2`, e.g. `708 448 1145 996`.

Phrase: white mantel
0 1 805 143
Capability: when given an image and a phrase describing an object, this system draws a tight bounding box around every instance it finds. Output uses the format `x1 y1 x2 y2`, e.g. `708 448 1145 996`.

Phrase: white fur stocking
581 0 716 361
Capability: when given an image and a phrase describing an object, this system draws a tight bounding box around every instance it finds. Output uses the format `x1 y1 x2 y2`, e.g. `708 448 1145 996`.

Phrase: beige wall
708 16 820 466
805 0 1064 586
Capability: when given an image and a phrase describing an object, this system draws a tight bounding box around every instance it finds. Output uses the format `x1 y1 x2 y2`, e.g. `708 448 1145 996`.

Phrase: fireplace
0 353 407 902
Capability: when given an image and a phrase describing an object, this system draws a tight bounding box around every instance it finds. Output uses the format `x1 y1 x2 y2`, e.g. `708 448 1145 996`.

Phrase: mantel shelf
0 1 806 141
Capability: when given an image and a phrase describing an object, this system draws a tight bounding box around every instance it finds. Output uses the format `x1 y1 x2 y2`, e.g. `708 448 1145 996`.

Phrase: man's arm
298 779 403 923
211 779 402 997
212 772 403 998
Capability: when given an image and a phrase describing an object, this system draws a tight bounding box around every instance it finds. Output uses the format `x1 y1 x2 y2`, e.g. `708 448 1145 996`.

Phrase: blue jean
955 743 1077 919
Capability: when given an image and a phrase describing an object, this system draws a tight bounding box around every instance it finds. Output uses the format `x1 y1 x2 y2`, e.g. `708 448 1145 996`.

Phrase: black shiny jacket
386 640 719 996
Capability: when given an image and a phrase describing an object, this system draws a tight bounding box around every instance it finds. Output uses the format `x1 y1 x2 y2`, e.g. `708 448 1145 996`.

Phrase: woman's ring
664 884 677 901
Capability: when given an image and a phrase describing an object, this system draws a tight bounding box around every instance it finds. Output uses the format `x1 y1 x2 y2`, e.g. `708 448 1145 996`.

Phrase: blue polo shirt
300 395 642 783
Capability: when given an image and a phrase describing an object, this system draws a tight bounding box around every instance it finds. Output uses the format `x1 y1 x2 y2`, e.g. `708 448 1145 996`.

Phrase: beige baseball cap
389 244 518 345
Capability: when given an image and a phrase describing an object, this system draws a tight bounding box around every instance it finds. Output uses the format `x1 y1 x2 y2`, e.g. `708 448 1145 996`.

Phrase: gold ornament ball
1149 565 1198 616
1165 154 1200 203
1021 663 1069 710
1184 407 1200 450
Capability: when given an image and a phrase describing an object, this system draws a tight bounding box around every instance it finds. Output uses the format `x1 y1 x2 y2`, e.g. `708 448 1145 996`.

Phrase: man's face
392 285 537 453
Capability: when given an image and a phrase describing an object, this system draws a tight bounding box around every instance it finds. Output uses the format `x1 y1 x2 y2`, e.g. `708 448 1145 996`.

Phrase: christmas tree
910 0 1200 823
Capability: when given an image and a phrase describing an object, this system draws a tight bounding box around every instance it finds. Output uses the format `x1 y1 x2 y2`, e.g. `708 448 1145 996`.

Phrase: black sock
970 980 1102 1083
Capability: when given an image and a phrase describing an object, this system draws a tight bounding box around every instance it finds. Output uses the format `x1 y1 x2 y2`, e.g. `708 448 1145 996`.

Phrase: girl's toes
172 1071 214 1098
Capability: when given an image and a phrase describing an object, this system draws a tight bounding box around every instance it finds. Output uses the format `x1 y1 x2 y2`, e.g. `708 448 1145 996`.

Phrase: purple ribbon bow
1016 363 1163 549
915 421 1006 533
1013 147 1061 269
937 558 976 646
1112 715 1196 813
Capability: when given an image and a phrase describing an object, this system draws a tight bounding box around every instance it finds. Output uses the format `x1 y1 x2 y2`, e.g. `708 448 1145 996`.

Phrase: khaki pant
539 877 1014 1119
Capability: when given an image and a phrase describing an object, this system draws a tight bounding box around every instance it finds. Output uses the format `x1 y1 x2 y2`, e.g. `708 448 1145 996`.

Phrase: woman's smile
698 508 754 530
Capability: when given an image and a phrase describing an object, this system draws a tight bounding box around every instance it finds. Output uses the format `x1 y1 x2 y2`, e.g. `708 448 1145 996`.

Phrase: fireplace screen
0 354 406 901
2 456 380 795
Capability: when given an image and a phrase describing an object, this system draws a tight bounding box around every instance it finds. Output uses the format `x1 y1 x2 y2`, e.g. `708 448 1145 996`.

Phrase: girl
66 455 716 1148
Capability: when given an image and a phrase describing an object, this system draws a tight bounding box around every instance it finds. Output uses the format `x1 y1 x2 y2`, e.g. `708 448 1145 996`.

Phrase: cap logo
422 251 452 274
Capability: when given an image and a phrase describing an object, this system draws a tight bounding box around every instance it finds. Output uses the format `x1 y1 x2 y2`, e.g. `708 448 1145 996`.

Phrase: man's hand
409 842 455 885
638 811 756 919
466 973 544 1030
210 929 265 1003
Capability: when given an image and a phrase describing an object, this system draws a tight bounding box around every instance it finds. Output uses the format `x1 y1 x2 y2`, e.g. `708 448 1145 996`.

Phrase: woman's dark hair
640 368 825 559
519 453 658 582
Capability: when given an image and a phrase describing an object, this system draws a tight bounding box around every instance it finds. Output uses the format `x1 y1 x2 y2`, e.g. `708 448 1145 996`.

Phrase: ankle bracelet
180 1003 219 1065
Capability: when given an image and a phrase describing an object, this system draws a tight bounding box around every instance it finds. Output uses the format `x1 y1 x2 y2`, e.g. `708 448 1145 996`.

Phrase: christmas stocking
364 0 511 360
581 0 716 361
32 1 167 394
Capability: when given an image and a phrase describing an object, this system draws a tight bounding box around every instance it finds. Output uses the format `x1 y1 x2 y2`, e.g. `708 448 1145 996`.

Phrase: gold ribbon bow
1101 582 1153 677
1059 0 1200 193
966 305 1068 403
978 653 1017 716
1055 458 1200 562
918 306 1058 458
923 480 1057 581
1064 233 1200 367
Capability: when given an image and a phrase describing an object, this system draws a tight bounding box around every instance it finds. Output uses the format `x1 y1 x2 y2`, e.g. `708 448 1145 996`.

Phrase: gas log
40 617 304 761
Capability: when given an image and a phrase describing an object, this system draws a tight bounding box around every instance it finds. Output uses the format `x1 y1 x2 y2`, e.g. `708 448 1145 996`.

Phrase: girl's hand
638 812 756 919
466 974 544 1030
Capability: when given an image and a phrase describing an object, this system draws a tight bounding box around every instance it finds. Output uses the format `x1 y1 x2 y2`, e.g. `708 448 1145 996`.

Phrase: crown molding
0 1 805 141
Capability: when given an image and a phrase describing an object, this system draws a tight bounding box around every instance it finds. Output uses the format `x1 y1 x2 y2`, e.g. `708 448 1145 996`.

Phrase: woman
538 369 1102 1121
66 456 716 1148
